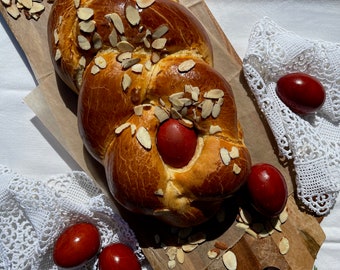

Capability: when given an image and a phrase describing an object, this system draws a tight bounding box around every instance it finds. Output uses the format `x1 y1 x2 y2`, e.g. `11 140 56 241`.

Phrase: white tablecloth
0 1 339 269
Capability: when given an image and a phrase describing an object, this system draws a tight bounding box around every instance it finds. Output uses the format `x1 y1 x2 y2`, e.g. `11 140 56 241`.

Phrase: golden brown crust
48 0 251 227
48 0 213 93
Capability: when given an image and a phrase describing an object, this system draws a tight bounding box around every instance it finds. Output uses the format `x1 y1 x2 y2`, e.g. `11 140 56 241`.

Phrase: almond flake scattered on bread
178 59 196 73
136 126 152 150
136 0 155 9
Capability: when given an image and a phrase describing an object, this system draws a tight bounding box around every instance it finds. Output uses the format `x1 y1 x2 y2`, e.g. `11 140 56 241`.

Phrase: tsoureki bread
48 0 251 227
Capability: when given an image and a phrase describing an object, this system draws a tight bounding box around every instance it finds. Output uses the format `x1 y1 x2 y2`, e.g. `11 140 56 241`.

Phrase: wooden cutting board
1 0 325 269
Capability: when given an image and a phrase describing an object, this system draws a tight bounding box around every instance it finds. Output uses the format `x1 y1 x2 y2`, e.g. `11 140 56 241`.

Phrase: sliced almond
131 63 143 73
145 60 152 71
271 218 282 232
181 243 198 253
151 38 167 50
53 29 59 45
169 92 184 101
178 59 195 73
117 52 132 63
204 89 224 99
279 237 289 255
207 248 220 259
166 246 177 260
73 0 80 8
180 106 188 116
223 251 237 270
233 163 241 174
109 28 118 47
211 103 221 118
79 20 96 33
117 40 135 52
18 0 32 9
16 1 23 9
77 7 94 21
170 108 182 120
178 118 193 128
154 106 169 123
125 5 140 26
179 98 192 107
245 227 258 238
92 32 103 50
176 248 185 264
75 69 84 88
209 125 222 135
121 58 140 69
115 122 131 134
236 222 249 230
136 0 155 8
31 14 41 21
239 208 252 224
78 56 86 68
109 13 124 34
220 148 231 166
130 124 136 135
94 56 107 69
58 15 63 26
151 51 160 63
229 146 239 159
54 49 62 61
201 99 213 119
136 127 152 150
152 24 169 39
6 5 20 19
121 73 132 91
134 105 144 116
29 2 44 14
90 65 100 75
167 260 176 269
143 37 151 48
279 207 288 224
1 0 11 6
77 35 91 50
184 84 200 101
159 97 166 107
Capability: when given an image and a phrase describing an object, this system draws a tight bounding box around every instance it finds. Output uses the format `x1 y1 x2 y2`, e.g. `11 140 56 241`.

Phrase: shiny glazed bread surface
48 0 251 227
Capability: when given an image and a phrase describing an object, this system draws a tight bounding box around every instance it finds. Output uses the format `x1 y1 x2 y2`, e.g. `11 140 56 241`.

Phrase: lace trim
243 17 340 215
0 164 149 270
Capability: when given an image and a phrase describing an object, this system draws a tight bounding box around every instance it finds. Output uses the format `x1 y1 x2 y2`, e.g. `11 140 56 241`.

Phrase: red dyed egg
53 222 100 268
276 72 325 115
247 163 288 217
157 119 197 168
98 243 141 270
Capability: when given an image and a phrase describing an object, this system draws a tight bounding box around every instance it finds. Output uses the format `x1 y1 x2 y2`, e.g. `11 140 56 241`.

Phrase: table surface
0 1 339 269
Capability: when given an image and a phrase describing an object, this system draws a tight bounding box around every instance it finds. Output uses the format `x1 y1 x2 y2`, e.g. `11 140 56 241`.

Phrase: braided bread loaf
48 0 251 227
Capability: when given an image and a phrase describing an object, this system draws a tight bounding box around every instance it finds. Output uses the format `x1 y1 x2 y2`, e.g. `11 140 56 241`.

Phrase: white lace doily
243 17 340 216
0 164 150 270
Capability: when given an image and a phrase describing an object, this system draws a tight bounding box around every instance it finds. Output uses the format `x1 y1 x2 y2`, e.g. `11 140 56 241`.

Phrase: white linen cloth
0 164 149 270
243 17 340 216
1 0 340 269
